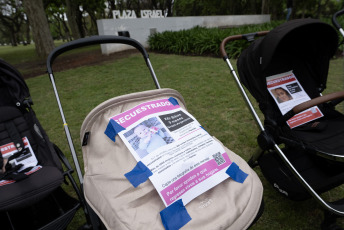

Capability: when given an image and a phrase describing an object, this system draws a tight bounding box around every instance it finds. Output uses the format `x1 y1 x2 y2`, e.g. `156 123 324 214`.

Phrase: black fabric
0 166 64 211
237 19 344 158
0 187 80 229
258 148 344 201
0 105 64 210
0 59 30 108
0 106 63 170
4 121 25 153
0 59 64 210
276 107 344 156
0 59 86 230
237 19 339 122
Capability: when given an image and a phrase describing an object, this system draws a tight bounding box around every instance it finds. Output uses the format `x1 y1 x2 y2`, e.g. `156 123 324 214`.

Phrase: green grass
0 41 102 78
24 51 344 230
0 41 66 64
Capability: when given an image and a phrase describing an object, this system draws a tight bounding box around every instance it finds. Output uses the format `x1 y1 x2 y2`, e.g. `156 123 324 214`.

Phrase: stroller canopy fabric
237 18 339 104
0 59 31 107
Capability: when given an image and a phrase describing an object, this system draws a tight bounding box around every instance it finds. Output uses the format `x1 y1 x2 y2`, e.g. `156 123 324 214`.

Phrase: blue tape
125 161 153 187
160 199 191 230
168 97 179 106
200 126 207 133
226 162 248 183
104 119 125 142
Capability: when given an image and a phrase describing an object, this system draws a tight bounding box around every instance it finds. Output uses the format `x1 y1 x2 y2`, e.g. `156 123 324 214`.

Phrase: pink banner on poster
161 153 231 206
110 98 180 128
287 107 323 129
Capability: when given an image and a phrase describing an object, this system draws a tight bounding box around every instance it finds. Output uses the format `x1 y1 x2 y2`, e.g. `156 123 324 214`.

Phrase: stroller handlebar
332 9 344 30
220 31 269 59
46 35 149 74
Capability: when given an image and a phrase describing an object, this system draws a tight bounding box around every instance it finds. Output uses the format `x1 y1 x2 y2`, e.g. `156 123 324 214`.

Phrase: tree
44 1 72 41
82 0 106 35
22 0 55 59
65 0 84 39
0 0 25 46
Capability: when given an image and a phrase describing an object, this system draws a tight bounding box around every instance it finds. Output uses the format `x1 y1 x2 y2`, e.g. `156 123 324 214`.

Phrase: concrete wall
97 15 271 55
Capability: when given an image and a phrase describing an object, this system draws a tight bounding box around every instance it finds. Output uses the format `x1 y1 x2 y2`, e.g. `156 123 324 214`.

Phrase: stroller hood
0 59 31 107
237 18 339 104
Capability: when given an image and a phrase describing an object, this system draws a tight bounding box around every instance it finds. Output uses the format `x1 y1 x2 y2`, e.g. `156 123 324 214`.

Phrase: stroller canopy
237 18 339 104
0 59 31 108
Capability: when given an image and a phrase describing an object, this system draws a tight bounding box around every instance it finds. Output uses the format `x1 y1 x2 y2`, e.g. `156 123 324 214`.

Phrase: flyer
108 98 232 207
0 136 41 187
0 136 38 171
266 70 323 129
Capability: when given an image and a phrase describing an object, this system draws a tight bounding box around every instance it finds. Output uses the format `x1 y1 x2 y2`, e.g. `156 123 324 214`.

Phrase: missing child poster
0 136 41 186
108 98 232 207
266 70 323 129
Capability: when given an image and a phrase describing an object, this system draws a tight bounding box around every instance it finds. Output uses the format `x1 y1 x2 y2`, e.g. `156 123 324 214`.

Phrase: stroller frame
46 36 162 229
220 28 344 218
46 36 161 187
46 36 264 230
333 9 344 38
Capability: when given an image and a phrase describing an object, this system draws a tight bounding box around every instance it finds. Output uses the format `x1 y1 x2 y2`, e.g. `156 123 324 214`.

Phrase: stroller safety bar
332 9 344 37
46 36 161 185
282 91 344 122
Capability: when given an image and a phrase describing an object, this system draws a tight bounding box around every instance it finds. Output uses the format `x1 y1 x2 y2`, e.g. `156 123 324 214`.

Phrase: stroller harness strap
0 121 32 182
4 121 25 153
0 107 40 183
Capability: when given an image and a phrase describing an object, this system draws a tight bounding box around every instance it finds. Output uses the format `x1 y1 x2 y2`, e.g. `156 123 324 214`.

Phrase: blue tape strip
200 126 207 133
104 119 125 142
226 162 248 183
160 199 191 230
168 97 179 106
125 161 153 187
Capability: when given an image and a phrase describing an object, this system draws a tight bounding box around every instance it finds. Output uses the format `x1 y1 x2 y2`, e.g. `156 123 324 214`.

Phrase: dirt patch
17 48 140 79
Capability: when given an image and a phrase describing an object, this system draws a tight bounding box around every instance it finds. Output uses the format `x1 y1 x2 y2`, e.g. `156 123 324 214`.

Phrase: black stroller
220 18 344 228
0 59 91 229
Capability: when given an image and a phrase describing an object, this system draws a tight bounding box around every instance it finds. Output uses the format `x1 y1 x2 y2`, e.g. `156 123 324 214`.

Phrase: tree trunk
65 0 81 39
25 18 30 45
22 0 55 59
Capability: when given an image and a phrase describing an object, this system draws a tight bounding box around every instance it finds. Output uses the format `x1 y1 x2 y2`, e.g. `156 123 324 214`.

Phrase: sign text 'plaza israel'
112 10 164 19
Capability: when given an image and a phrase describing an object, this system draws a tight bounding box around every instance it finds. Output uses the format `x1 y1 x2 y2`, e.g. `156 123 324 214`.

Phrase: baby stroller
220 18 344 229
46 36 264 229
0 59 91 229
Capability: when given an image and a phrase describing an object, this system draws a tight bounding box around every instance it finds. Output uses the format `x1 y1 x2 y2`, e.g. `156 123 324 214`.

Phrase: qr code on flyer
213 152 226 166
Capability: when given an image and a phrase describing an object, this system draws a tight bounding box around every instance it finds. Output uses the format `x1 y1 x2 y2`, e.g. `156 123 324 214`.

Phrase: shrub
148 21 283 58
148 19 344 58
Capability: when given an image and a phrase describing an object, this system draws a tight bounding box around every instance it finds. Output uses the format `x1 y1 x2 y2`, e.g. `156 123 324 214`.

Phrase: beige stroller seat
46 36 264 230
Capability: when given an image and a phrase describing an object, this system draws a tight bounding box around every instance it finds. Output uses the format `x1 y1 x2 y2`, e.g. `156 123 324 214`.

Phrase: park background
1 0 344 229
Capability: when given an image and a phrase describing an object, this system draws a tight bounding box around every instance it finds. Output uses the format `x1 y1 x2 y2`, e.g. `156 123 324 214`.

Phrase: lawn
1 43 344 229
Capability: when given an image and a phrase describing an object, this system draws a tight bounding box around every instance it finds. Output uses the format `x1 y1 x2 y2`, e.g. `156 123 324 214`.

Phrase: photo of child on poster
267 70 323 128
123 117 174 159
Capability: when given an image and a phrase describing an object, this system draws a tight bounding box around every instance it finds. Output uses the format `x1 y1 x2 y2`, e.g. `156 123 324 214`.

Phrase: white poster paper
109 98 232 207
266 70 323 128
